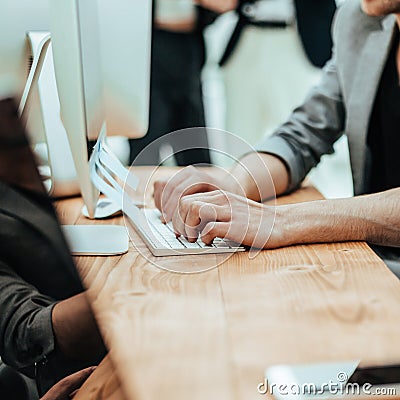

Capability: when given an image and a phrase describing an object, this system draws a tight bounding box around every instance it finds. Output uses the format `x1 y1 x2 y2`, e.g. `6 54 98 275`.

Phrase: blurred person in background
129 0 238 166
219 0 337 158
211 0 351 199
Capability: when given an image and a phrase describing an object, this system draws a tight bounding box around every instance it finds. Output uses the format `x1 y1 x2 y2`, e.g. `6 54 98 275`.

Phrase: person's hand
171 190 285 249
40 367 96 400
194 0 238 14
153 166 240 223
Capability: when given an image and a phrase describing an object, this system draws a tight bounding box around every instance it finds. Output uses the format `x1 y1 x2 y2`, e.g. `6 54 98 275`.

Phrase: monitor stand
82 198 122 219
62 225 129 256
21 32 129 256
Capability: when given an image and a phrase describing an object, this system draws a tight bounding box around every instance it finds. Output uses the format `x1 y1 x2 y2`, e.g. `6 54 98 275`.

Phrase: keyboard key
178 237 201 249
223 240 243 249
141 208 245 253
213 241 230 248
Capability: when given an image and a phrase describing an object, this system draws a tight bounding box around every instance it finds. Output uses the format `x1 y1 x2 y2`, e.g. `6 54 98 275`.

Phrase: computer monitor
0 0 151 218
0 0 50 102
0 1 80 198
50 0 151 218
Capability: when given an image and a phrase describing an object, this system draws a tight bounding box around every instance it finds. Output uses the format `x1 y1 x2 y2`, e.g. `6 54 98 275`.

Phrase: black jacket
295 0 337 68
0 99 85 386
220 0 337 68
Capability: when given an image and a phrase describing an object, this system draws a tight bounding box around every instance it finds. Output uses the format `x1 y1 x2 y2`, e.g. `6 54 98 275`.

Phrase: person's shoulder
336 0 364 19
333 0 383 41
334 0 368 30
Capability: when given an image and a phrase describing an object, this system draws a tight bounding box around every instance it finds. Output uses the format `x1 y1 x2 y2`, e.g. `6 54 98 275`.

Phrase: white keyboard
131 208 245 256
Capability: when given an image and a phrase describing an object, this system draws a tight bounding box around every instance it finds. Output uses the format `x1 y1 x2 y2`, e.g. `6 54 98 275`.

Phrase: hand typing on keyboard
143 208 242 252
153 166 239 223
171 190 277 249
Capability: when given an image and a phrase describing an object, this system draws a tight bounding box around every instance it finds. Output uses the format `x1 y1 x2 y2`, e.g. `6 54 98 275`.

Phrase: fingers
201 222 230 245
153 167 196 221
153 166 217 223
41 366 96 400
161 182 198 223
167 187 275 249
153 179 167 212
173 191 232 241
65 366 96 388
172 200 204 241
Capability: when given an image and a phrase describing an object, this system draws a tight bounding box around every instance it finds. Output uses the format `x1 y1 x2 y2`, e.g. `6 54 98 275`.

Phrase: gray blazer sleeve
256 49 346 192
0 261 57 371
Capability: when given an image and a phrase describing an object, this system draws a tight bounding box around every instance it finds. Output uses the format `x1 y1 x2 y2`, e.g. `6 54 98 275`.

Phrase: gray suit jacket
257 0 397 196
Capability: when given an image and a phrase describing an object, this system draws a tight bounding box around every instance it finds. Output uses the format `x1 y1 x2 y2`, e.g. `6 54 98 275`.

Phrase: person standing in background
129 0 238 166
220 0 337 159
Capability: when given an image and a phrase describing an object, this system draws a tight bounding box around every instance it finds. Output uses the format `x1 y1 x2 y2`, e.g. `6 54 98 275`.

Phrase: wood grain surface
55 167 400 400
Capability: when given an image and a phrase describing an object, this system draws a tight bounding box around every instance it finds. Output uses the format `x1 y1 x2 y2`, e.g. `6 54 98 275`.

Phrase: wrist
281 200 367 246
281 201 335 246
269 204 294 248
52 293 104 361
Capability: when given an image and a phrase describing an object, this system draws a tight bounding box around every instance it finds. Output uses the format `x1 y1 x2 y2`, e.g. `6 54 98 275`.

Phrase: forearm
52 293 104 362
228 152 290 202
277 188 400 248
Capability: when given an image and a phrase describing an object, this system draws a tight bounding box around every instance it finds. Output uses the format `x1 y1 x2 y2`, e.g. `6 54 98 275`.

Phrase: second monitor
49 0 152 218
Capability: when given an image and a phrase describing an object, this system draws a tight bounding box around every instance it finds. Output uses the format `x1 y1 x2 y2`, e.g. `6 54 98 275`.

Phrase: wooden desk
55 167 400 400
